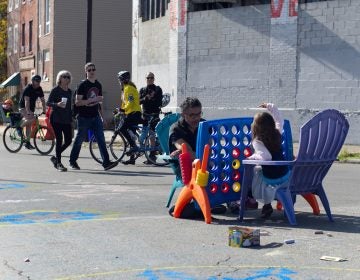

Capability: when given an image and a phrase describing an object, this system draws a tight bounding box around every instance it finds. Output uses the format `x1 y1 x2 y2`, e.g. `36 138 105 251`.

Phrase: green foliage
0 0 7 82
337 149 360 162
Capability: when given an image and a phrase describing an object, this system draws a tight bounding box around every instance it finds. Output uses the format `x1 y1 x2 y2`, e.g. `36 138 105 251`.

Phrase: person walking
69 62 118 171
47 70 74 172
117 71 142 165
139 72 163 164
19 75 46 149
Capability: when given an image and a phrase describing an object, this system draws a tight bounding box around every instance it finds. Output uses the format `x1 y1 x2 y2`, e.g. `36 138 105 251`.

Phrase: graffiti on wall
271 0 298 18
169 0 187 30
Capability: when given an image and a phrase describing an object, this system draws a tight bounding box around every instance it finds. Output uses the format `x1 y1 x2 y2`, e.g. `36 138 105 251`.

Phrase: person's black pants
120 111 142 147
51 121 72 163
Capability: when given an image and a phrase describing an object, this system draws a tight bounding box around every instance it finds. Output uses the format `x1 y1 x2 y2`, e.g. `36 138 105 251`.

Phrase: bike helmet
117 71 130 82
161 93 171 108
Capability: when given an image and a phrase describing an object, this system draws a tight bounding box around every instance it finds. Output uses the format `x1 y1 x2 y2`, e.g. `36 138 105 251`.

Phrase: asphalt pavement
0 127 359 280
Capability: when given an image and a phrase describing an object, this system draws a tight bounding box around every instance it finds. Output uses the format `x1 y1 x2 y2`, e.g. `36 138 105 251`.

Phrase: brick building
132 0 360 144
4 0 132 119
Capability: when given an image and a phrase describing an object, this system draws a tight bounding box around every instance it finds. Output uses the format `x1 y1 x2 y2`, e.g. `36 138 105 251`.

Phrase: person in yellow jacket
118 71 142 165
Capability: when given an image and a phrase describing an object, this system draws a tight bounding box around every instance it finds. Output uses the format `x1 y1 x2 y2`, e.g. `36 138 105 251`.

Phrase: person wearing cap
69 62 118 171
117 70 142 165
19 75 46 150
139 72 163 164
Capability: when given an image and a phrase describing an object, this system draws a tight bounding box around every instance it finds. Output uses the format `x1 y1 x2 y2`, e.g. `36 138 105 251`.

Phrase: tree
0 0 7 83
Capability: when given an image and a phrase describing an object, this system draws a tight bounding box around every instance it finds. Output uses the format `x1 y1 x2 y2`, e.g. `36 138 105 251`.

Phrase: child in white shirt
248 103 290 218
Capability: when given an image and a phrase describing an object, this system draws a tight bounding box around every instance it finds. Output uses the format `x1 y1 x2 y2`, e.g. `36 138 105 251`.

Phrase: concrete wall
92 0 132 117
134 0 360 144
132 5 172 106
53 0 132 119
186 5 270 110
296 0 360 143
53 1 87 94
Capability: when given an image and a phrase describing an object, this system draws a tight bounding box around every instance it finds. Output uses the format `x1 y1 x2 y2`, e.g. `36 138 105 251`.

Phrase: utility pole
86 0 92 63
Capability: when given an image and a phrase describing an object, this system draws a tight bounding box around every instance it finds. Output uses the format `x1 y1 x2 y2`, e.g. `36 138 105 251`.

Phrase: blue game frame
195 117 293 208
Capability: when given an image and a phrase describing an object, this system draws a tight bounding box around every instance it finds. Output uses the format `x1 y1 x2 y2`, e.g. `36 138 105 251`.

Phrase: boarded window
140 0 169 22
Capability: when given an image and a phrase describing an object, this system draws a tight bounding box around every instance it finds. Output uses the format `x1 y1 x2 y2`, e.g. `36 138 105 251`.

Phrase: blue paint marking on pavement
240 268 297 280
0 211 101 225
138 269 159 280
137 268 297 280
162 270 196 280
0 183 26 190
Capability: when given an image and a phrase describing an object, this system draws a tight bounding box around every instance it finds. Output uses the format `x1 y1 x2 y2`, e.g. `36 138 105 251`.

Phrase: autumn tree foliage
0 0 7 82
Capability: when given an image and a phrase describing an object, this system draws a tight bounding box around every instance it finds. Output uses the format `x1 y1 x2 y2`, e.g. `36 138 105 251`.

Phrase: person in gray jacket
46 70 73 171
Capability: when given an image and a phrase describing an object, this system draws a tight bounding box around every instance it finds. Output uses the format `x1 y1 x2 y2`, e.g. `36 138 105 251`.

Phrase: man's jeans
70 115 110 166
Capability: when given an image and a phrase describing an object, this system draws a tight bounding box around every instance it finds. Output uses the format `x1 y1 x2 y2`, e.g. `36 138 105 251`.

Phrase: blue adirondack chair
239 109 349 225
155 113 182 207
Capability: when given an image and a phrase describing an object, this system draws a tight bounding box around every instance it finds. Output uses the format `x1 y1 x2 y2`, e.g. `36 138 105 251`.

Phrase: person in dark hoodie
139 72 163 164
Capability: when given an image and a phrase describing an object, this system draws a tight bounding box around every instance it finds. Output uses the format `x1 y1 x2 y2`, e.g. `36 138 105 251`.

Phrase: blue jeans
70 115 110 166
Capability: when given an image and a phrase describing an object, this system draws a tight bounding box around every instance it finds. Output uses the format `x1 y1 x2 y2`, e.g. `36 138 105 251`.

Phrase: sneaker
69 161 80 170
261 203 273 219
24 141 35 150
228 201 240 214
143 159 153 165
56 163 67 172
126 146 139 156
122 158 136 165
50 156 58 168
103 161 118 171
245 197 259 210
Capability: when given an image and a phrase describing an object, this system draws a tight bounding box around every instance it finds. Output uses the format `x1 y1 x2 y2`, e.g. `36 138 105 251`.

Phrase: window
44 0 50 34
13 24 18 54
38 0 42 37
21 23 26 52
140 0 169 22
150 0 155 19
7 27 12 54
29 21 33 52
8 0 13 12
43 49 50 61
299 0 328 3
42 49 50 81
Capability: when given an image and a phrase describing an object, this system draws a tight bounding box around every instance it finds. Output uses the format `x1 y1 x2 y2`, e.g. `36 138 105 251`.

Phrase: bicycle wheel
89 129 115 164
33 126 55 155
144 135 170 166
3 126 23 153
109 132 127 162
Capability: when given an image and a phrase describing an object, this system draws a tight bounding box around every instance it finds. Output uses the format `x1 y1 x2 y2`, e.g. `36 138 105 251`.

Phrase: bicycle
89 110 172 166
2 112 55 155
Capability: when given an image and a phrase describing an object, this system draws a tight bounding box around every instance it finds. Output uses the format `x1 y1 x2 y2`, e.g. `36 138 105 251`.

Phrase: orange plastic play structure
276 193 320 215
173 143 212 224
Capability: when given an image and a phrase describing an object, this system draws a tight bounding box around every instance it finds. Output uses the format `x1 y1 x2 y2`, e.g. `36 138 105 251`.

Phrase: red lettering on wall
289 0 298 17
271 0 284 18
169 0 177 30
180 0 187 26
271 0 298 18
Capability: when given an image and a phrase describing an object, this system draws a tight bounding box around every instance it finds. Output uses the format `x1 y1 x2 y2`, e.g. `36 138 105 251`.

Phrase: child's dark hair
251 112 282 153
180 97 202 113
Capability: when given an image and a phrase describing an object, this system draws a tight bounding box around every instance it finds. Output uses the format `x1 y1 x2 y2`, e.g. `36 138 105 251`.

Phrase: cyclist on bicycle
117 71 142 165
19 75 46 150
139 72 163 164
